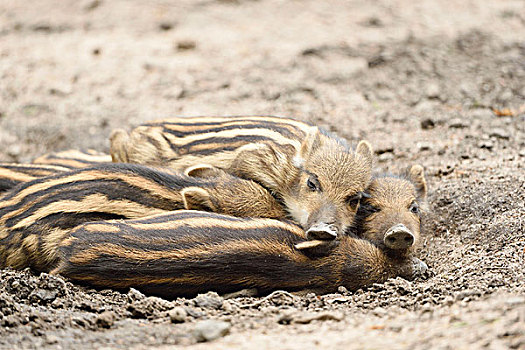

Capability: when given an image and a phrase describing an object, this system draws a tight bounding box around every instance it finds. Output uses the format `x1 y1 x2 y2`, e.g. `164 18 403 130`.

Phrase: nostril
384 226 415 249
305 224 338 241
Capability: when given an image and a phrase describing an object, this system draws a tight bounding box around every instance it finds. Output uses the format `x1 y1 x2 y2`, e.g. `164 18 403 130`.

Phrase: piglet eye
368 205 381 213
306 176 319 192
360 204 380 214
409 202 420 214
346 193 362 209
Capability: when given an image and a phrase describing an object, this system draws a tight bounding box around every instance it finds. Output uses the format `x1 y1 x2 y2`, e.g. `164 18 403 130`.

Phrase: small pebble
30 289 57 303
192 320 231 342
338 286 349 294
45 334 59 344
7 144 22 157
489 128 510 140
96 311 115 328
169 307 187 323
127 288 145 302
425 83 441 99
478 140 494 149
417 142 433 151
194 292 223 309
176 40 197 51
420 118 435 130
159 22 175 31
448 118 468 129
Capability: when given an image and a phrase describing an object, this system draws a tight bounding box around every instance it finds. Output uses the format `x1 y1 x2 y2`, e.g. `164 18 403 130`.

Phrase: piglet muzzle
384 224 415 249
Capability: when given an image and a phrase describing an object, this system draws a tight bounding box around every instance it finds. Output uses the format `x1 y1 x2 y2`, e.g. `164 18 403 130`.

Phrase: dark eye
306 175 320 192
346 193 362 209
361 204 380 214
358 202 381 216
409 202 420 214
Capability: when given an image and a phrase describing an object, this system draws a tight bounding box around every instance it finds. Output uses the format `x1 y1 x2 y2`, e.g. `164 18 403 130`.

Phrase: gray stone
96 311 116 328
417 142 433 151
192 320 231 342
127 296 174 319
45 334 59 344
7 144 22 157
169 307 187 323
448 118 468 129
194 292 223 309
425 83 441 99
478 140 494 149
420 118 435 129
29 289 57 303
127 288 145 302
489 128 510 139
337 286 349 294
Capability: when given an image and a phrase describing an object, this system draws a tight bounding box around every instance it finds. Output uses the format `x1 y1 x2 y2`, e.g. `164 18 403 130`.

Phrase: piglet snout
384 224 415 249
306 223 338 240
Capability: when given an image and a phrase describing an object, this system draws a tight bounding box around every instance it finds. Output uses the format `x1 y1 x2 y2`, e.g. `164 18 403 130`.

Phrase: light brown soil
0 0 524 349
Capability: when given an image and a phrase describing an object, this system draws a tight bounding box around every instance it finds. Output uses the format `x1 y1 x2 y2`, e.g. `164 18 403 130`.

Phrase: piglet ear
232 143 291 190
407 164 428 201
295 239 338 257
184 164 224 178
109 129 131 162
294 127 323 168
181 187 217 212
356 140 374 169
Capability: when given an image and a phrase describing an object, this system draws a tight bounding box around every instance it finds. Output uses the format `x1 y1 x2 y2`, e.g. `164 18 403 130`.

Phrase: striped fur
110 116 375 239
110 116 313 168
32 149 112 169
0 163 69 193
0 150 112 193
53 210 425 298
0 163 286 271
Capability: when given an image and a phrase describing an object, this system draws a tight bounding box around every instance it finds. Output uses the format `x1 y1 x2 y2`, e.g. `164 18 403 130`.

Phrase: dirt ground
0 0 524 349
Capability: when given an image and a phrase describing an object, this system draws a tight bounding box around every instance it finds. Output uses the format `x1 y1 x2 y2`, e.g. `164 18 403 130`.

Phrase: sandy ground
0 0 524 349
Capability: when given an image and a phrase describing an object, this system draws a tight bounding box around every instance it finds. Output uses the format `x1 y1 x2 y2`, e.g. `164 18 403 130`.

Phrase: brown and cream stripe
54 210 424 298
0 163 285 271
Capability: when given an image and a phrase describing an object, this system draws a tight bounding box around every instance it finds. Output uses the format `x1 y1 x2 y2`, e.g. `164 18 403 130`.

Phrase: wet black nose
384 224 415 249
305 223 338 240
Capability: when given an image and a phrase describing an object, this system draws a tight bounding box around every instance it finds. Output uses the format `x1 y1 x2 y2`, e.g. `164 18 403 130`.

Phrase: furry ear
184 164 224 178
181 187 217 212
295 239 338 257
109 129 130 162
355 140 374 169
294 127 322 168
407 164 427 201
232 143 290 190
